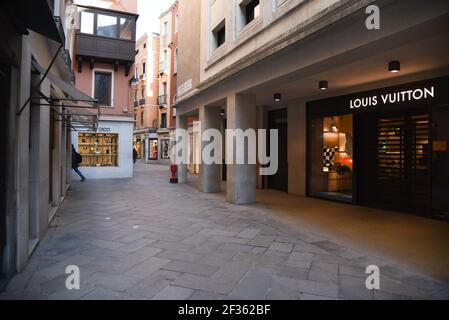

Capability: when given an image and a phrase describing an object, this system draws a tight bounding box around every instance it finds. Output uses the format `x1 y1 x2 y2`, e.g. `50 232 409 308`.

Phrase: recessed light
319 80 328 90
388 60 401 73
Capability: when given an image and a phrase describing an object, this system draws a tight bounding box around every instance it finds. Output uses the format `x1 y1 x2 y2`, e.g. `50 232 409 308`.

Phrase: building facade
0 0 99 286
174 0 449 218
133 33 161 163
71 0 138 179
155 1 179 164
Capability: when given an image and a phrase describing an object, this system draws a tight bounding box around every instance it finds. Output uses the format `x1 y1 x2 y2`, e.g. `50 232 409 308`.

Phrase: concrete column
226 93 257 204
199 105 222 193
176 114 188 184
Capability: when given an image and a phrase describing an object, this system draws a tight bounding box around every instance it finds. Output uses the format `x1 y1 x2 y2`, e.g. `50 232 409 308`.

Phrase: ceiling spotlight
274 93 282 103
388 60 401 73
319 80 328 90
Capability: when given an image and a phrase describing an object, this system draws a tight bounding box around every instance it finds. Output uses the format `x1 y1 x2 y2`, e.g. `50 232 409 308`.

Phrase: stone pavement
1 164 448 300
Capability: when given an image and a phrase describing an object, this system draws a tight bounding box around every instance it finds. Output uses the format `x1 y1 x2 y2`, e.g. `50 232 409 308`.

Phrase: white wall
72 119 134 179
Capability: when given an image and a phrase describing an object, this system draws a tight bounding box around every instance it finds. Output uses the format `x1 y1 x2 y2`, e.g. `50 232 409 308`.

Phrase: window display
309 114 353 202
161 139 170 160
149 139 158 160
78 133 119 167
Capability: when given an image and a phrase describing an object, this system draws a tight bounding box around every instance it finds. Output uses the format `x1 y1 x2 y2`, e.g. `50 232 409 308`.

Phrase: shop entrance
356 109 431 214
268 109 288 192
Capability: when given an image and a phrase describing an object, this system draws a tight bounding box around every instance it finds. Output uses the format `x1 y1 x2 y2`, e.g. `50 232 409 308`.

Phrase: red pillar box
170 164 178 184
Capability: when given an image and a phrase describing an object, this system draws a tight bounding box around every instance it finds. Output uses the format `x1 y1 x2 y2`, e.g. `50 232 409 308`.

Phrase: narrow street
1 164 448 300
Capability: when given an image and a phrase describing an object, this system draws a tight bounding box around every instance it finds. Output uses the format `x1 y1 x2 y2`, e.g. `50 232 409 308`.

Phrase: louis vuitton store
307 76 449 218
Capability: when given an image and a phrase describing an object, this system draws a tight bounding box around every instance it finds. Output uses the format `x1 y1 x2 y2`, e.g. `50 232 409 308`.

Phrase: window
97 14 118 38
213 21 226 50
162 82 167 95
134 90 138 102
161 113 167 129
161 139 170 159
163 21 168 35
94 71 112 106
142 62 146 75
143 43 146 49
174 48 178 74
141 86 145 100
149 139 158 160
141 111 144 127
134 113 137 128
78 133 119 167
242 0 260 25
119 17 132 40
80 11 94 34
309 114 354 203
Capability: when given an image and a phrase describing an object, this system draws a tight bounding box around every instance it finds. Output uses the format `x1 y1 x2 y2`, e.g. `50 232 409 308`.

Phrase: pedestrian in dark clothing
133 147 138 164
72 145 86 182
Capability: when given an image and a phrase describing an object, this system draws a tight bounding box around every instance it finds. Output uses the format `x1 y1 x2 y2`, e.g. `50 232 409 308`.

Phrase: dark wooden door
268 109 288 192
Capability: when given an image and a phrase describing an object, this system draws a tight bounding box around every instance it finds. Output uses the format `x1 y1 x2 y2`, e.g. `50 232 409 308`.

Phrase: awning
31 60 100 131
0 0 63 43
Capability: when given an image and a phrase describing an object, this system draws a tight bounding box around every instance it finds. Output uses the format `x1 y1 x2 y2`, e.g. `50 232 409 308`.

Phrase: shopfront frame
306 76 449 217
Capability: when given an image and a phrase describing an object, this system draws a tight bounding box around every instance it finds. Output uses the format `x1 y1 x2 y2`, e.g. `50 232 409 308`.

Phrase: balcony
158 61 166 74
63 49 76 84
158 95 167 105
134 101 139 108
76 32 136 64
140 73 146 81
139 99 146 106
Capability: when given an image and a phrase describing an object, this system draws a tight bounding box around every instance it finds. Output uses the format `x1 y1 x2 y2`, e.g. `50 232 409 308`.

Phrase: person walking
72 145 86 182
133 147 138 164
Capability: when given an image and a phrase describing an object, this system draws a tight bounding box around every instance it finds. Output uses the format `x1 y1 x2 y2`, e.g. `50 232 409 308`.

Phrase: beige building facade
174 0 449 218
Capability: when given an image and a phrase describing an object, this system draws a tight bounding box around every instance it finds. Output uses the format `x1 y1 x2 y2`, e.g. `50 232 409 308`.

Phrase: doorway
356 109 432 214
268 108 288 192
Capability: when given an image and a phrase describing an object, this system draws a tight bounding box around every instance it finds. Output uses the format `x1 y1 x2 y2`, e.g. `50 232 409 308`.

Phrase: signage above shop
350 86 435 110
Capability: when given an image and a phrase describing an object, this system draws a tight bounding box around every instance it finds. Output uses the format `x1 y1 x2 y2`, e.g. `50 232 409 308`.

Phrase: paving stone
268 242 293 253
172 274 236 295
237 228 260 239
85 272 141 292
152 286 193 300
274 275 339 298
161 261 219 276
124 257 171 279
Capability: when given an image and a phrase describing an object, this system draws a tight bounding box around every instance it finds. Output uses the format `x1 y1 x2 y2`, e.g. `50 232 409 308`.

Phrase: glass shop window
149 139 158 160
309 114 354 203
78 133 119 167
161 139 170 160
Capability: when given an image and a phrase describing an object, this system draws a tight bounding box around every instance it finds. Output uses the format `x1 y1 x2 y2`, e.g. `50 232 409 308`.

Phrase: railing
158 95 167 105
139 99 146 106
140 73 146 80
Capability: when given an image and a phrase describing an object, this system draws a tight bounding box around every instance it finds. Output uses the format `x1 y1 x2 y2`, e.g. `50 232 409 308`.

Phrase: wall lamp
274 93 282 103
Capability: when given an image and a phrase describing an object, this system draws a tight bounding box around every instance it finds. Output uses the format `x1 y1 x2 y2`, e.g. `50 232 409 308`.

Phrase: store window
94 71 112 106
97 14 118 38
161 139 170 160
309 114 353 202
149 139 158 160
78 133 119 167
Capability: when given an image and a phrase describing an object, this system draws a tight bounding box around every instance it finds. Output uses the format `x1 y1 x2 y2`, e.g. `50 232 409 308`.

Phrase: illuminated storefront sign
350 86 435 110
